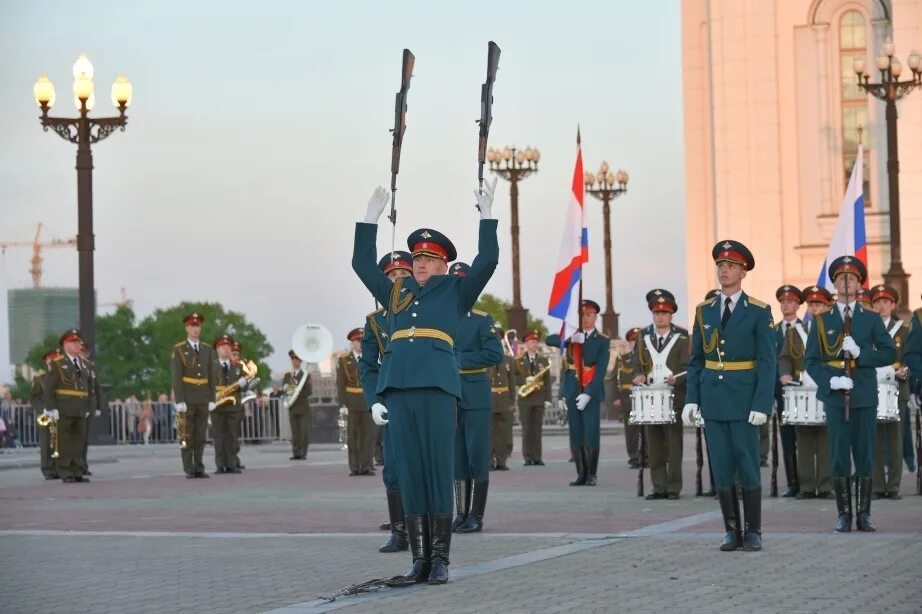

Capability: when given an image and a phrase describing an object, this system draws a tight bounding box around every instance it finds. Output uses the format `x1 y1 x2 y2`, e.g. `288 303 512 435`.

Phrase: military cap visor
870 284 899 303
523 331 541 342
645 289 677 313
379 251 413 274
288 349 300 360
712 240 755 271
183 312 205 325
802 285 832 304
626 327 640 342
214 335 235 349
581 300 601 314
776 285 804 304
828 255 867 284
347 328 363 341
59 329 82 345
407 228 457 262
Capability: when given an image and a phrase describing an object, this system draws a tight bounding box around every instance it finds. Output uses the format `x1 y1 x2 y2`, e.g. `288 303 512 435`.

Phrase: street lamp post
33 55 133 354
488 145 539 335
853 40 921 312
584 162 629 338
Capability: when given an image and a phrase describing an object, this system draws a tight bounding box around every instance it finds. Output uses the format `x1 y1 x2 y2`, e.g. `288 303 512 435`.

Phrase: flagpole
575 127 585 393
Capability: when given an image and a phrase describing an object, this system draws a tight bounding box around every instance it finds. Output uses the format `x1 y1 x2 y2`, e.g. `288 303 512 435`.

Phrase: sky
0 0 687 379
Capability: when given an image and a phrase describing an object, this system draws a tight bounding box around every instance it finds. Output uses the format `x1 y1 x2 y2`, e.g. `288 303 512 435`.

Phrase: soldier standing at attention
78 340 103 477
284 349 312 460
778 286 833 499
682 241 776 552
869 284 908 500
490 325 516 472
773 285 803 497
449 261 503 534
546 300 610 487
33 349 63 480
352 180 498 585
170 312 216 479
804 256 895 533
230 340 247 470
339 328 375 476
632 289 689 500
515 331 551 466
617 328 642 468
213 334 246 474
43 329 93 483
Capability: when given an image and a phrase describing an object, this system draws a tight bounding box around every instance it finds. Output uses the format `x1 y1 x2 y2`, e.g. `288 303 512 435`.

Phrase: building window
840 10 871 205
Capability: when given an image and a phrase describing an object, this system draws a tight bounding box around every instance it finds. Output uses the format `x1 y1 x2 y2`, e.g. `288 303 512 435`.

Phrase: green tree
474 293 549 337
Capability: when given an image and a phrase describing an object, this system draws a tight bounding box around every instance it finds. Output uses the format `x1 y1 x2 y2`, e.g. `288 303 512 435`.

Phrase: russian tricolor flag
816 145 868 291
547 132 588 341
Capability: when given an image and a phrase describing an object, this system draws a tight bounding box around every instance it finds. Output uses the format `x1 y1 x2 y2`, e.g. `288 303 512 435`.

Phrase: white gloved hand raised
748 411 767 426
830 376 854 391
576 393 591 411
525 376 535 384
94 409 102 417
570 332 586 344
474 176 498 219
841 335 861 358
363 186 390 224
175 403 187 413
681 403 699 426
371 403 389 426
208 402 216 412
236 377 247 388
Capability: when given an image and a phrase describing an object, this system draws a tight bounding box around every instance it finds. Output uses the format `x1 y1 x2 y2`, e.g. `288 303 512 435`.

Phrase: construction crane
0 223 77 288
99 286 133 310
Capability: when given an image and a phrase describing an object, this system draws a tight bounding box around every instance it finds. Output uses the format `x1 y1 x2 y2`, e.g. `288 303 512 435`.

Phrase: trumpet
177 410 188 449
37 412 60 458
337 406 348 451
216 359 259 407
518 364 551 398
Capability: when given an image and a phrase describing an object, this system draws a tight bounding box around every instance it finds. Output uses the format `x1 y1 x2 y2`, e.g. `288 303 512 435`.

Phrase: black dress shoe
645 493 666 500
237 465 246 470
83 470 93 476
75 476 90 483
185 473 195 479
194 472 210 479
817 491 833 499
524 460 534 466
215 467 227 474
872 491 884 500
379 521 391 531
349 471 360 476
667 493 680 500
781 485 800 498
795 492 816 500
227 467 242 474
289 456 298 460
888 492 902 500
495 465 509 471
62 476 76 483
44 475 59 480
533 460 545 466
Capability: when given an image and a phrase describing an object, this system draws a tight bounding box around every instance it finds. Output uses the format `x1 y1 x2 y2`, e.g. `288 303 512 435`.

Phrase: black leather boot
569 447 588 486
428 513 452 584
741 487 762 551
457 480 488 533
585 448 599 486
394 514 430 585
717 487 742 551
855 477 876 532
451 480 471 532
379 490 409 553
781 451 800 498
833 476 852 533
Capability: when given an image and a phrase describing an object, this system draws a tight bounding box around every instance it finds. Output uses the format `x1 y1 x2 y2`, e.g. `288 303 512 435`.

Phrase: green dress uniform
905 306 922 378
632 319 689 498
283 361 312 460
778 318 831 498
213 343 243 473
81 357 104 476
773 288 803 498
352 220 498 584
546 305 610 487
686 241 776 552
804 256 895 532
872 314 908 498
515 337 551 465
338 335 375 476
31 366 57 479
451 289 504 534
43 335 93 482
170 322 217 478
616 343 642 467
490 355 516 470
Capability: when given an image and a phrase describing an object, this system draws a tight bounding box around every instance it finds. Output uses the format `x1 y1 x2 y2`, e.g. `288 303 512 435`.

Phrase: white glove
544 401 552 409
525 376 536 384
841 335 861 358
208 402 216 412
94 409 102 417
85 412 91 418
371 403 389 426
175 402 187 413
576 393 591 411
681 403 699 426
340 405 349 416
363 186 390 223
236 377 247 388
570 332 586 344
43 409 52 419
876 365 895 381
474 176 497 219
830 376 854 391
748 411 767 426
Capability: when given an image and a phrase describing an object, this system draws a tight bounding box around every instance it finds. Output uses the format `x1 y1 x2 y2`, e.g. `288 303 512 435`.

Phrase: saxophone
518 364 551 398
216 360 259 407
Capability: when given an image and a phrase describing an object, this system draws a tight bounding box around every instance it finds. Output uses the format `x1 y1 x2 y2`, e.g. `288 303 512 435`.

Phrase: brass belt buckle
716 363 725 371
408 327 416 337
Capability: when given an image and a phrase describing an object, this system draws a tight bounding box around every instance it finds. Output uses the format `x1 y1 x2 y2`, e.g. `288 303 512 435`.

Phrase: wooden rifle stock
389 49 415 226
477 41 500 190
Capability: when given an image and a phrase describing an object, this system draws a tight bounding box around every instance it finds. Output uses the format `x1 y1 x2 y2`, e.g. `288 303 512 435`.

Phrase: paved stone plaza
1 428 920 613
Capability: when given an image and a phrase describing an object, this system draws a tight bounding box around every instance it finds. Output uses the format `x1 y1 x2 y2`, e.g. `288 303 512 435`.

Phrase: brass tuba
517 364 551 398
283 324 333 408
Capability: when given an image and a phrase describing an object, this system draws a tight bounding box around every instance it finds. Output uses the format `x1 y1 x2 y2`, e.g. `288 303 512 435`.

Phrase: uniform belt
56 389 88 398
491 386 509 393
390 328 454 346
182 376 209 385
566 362 597 370
705 360 756 371
459 368 487 375
215 385 232 392
619 383 632 390
825 359 857 369
345 386 363 394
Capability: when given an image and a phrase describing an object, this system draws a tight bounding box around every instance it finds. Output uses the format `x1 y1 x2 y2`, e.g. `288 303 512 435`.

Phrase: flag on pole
547 131 588 342
816 145 868 291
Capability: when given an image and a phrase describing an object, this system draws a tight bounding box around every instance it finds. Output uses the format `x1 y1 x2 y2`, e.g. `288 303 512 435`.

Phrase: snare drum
782 385 825 425
629 385 675 424
876 380 900 422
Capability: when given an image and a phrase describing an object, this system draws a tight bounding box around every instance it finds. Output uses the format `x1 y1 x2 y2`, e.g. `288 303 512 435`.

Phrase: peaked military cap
870 284 899 304
449 262 470 276
828 255 867 284
183 312 205 325
347 328 364 342
581 299 601 314
802 285 833 304
626 327 641 342
59 328 82 345
288 349 300 360
712 240 755 270
776 285 804 304
855 287 873 306
645 288 678 313
214 334 235 349
523 330 541 342
378 250 413 274
407 228 457 262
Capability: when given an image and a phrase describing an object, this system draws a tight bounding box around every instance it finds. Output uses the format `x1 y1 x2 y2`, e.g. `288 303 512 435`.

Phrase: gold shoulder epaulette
200 342 213 349
174 341 186 348
34 369 46 378
696 299 714 309
471 309 489 317
747 296 768 309
366 307 385 319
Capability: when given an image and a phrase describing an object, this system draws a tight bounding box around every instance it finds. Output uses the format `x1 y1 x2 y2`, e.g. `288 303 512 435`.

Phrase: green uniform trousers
873 409 903 494
381 424 399 491
519 402 545 462
566 397 601 450
491 410 513 466
347 411 376 473
645 415 683 495
39 425 57 478
180 404 209 475
56 415 87 479
385 388 456 515
826 406 876 478
212 408 238 470
794 425 831 494
706 419 761 489
455 408 491 481
289 406 311 458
